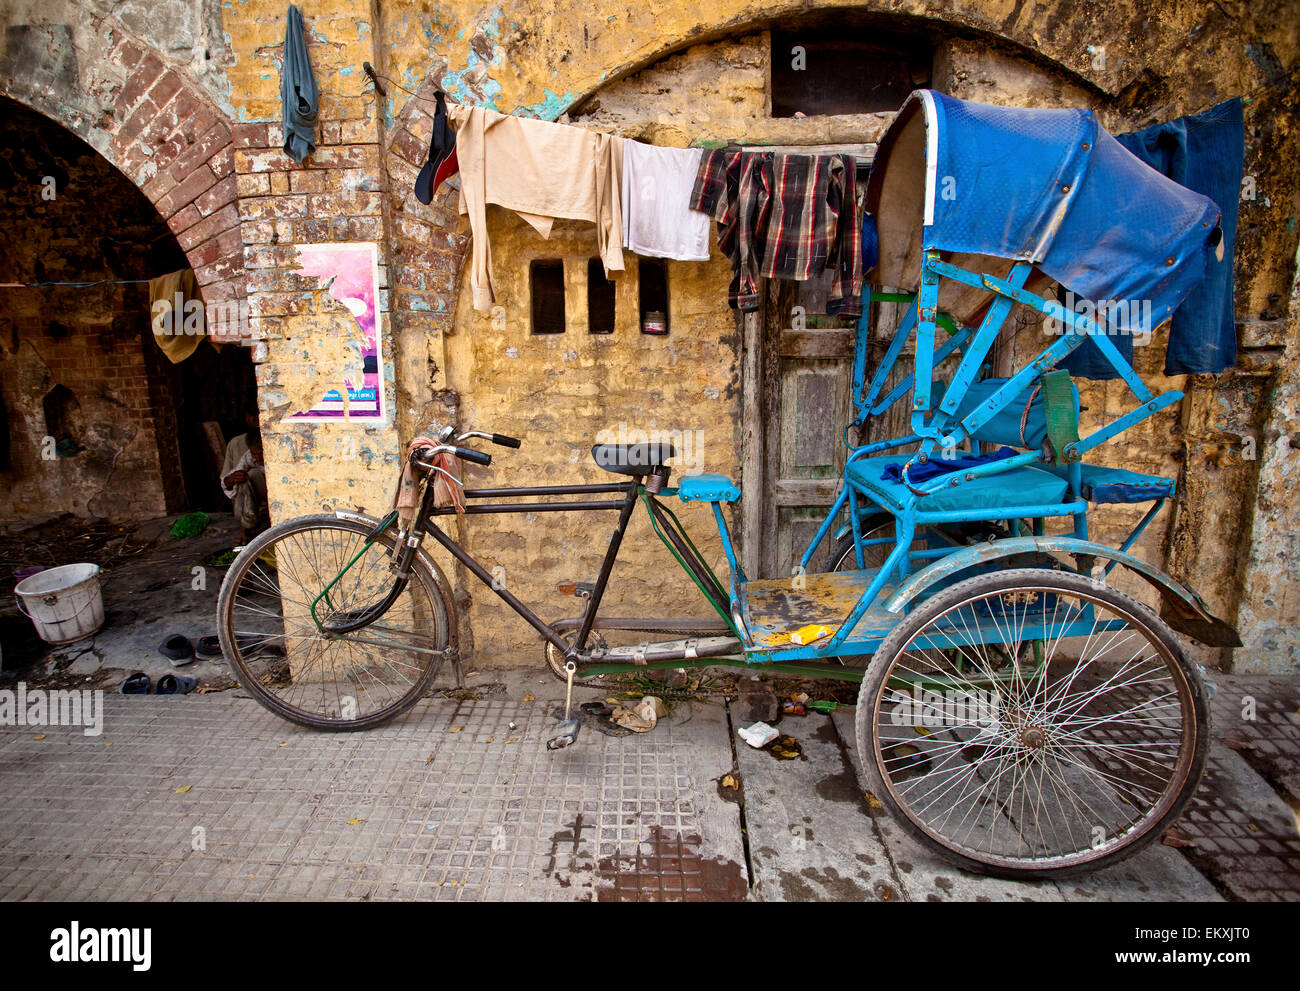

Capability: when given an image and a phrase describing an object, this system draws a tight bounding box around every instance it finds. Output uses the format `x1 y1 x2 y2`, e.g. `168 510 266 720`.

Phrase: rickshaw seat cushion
591 443 676 476
949 377 1080 450
846 455 1069 514
677 473 741 503
1045 464 1175 504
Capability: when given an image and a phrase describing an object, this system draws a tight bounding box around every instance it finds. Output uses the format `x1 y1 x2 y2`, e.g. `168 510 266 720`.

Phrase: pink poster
289 241 385 422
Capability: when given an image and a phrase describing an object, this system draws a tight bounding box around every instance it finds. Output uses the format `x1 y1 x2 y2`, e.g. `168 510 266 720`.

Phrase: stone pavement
0 669 1295 901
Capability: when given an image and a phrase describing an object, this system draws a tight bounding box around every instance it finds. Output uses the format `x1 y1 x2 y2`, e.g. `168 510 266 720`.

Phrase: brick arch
0 28 243 307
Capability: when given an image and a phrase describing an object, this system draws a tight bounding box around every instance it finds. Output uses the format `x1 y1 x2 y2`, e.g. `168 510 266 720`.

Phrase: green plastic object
169 511 211 538
1040 369 1081 465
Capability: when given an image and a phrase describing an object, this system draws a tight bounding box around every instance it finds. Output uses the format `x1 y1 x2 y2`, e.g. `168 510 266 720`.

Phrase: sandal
119 672 151 695
160 635 195 666
156 674 197 695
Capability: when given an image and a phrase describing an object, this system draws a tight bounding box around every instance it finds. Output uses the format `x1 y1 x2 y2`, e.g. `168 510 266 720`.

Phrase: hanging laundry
620 142 710 261
763 153 861 316
690 149 862 315
415 91 458 204
1064 98 1242 379
149 268 212 364
448 104 624 312
280 4 318 163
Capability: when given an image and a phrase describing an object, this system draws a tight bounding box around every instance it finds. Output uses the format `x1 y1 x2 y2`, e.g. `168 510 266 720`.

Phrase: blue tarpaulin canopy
865 90 1223 328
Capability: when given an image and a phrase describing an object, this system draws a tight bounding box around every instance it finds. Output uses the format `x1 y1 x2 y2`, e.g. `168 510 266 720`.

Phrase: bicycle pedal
546 718 582 750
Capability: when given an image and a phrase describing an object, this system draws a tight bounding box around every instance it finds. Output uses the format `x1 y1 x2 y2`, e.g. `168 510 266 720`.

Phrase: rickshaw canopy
866 90 1223 326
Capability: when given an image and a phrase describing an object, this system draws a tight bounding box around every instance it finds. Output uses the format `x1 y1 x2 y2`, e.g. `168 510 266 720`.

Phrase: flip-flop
196 635 223 659
156 674 197 695
159 635 195 666
119 672 151 695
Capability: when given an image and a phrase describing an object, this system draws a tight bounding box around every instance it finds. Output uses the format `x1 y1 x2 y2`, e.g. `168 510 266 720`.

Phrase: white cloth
620 142 710 262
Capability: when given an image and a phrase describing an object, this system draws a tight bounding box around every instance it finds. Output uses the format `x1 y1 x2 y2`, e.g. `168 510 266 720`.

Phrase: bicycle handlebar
412 425 518 472
453 446 492 467
410 444 493 469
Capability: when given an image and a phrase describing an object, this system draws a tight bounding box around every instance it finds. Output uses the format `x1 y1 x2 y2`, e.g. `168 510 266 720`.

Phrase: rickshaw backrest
936 375 1080 451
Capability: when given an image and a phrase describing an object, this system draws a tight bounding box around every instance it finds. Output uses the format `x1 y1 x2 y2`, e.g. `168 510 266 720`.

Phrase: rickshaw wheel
855 567 1208 879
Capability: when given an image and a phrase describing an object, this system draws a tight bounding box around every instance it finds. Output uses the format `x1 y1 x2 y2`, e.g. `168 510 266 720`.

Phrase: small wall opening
770 29 932 116
587 258 616 335
638 259 669 335
530 259 567 334
41 384 84 457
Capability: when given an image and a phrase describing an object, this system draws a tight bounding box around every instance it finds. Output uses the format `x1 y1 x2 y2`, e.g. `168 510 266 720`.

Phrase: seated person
221 419 269 543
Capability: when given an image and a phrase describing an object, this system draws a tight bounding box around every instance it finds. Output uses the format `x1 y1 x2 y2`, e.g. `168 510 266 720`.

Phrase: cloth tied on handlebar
393 436 464 526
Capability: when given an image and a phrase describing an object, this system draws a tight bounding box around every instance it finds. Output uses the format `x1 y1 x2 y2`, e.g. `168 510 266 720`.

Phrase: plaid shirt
691 148 862 315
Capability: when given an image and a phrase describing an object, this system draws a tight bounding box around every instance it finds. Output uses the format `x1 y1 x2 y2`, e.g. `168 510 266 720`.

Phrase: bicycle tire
216 513 450 730
855 567 1208 879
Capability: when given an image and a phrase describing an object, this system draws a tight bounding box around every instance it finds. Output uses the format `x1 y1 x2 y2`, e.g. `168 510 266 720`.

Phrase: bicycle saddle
590 443 676 476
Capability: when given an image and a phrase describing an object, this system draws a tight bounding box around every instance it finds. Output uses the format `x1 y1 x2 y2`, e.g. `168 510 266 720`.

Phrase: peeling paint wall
1 0 1297 670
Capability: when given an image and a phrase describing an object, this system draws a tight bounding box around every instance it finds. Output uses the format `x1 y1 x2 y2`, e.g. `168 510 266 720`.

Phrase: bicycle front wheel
216 513 451 730
856 568 1208 879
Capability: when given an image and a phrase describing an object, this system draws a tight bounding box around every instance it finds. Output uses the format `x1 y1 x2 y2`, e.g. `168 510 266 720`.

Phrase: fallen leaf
1162 826 1196 848
449 726 463 733
1223 729 1256 751
174 785 191 794
346 818 365 826
426 753 435 764
278 742 287 748
864 791 884 810
523 693 535 702
484 737 494 743
104 742 113 747
31 735 45 741
506 737 519 744
721 774 738 790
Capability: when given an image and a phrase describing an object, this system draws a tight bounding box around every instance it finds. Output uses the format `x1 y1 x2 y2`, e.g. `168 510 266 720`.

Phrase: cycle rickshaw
217 90 1239 878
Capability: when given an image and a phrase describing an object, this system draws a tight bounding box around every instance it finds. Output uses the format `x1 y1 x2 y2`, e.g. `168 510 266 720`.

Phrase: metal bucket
14 563 105 645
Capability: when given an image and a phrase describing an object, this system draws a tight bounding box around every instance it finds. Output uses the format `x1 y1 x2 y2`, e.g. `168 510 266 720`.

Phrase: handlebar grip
454 446 492 467
490 433 522 449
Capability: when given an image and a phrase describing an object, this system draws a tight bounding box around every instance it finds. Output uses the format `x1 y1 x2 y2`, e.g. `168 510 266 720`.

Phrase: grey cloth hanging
280 4 318 162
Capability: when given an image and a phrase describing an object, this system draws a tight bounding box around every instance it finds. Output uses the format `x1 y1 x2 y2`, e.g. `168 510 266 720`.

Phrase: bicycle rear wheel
856 568 1208 878
216 514 450 730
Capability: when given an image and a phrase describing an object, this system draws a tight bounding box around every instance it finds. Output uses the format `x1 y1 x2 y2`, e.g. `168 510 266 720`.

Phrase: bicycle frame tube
414 478 642 656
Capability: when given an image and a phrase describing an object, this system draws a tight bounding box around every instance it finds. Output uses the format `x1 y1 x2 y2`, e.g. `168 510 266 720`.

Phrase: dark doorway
0 95 256 523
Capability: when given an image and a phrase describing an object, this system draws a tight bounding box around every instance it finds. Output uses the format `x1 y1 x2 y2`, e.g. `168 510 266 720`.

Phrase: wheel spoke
219 517 447 728
862 569 1203 875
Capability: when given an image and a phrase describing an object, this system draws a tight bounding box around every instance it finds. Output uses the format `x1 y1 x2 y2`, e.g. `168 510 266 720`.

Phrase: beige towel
149 268 212 363
449 104 624 311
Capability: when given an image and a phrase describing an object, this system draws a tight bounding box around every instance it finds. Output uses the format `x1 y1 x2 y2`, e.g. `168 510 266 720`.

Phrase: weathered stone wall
1 0 1296 669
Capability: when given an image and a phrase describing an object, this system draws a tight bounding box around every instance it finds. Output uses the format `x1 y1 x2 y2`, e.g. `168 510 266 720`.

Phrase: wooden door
759 277 856 578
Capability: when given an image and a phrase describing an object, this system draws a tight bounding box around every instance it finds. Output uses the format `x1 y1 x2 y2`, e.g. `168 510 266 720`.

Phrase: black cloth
416 91 459 203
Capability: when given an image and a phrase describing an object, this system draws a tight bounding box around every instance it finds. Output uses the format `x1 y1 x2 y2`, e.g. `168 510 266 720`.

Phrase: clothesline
0 279 153 288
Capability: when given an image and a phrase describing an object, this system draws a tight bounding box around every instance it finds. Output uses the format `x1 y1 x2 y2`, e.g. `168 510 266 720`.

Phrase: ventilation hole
530 259 566 335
